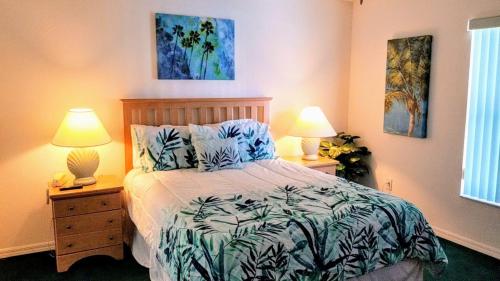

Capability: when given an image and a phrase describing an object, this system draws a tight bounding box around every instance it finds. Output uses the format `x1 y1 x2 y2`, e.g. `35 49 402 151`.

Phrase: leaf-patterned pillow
189 119 275 162
192 137 242 172
131 125 197 172
238 120 276 162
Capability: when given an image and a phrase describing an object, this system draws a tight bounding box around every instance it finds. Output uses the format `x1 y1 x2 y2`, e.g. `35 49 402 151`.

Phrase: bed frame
121 97 272 173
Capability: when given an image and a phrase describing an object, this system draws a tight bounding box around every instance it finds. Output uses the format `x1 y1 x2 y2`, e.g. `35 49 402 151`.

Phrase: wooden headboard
121 97 272 172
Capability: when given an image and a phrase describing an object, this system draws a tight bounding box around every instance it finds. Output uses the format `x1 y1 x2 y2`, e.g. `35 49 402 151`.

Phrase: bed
121 98 447 281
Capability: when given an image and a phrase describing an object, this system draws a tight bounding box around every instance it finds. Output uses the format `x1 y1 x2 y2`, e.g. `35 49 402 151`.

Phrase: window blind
461 26 500 206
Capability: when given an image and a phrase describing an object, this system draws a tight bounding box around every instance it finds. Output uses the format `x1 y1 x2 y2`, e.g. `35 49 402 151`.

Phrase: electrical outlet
384 179 393 193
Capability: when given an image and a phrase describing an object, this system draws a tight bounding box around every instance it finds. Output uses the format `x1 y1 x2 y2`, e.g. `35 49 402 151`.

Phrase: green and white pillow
131 125 197 172
193 137 242 172
238 120 276 161
189 119 275 162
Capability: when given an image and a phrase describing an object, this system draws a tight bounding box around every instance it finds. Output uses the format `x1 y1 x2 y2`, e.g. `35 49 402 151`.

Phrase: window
461 16 500 207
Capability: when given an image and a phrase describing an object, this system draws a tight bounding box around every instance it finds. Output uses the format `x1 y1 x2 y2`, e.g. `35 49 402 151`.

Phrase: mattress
124 159 445 281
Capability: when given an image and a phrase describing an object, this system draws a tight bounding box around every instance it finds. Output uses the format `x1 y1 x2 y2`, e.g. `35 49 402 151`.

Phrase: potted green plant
319 133 371 183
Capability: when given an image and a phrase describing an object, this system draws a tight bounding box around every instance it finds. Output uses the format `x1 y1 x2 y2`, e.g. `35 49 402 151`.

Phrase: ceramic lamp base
67 148 99 186
301 137 320 161
73 176 97 186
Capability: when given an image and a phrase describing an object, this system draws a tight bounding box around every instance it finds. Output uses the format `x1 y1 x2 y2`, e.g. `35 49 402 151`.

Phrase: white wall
348 0 500 257
0 0 352 255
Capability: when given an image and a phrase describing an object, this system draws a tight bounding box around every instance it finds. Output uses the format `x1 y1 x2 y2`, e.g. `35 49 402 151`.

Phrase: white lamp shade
52 108 111 147
288 106 337 138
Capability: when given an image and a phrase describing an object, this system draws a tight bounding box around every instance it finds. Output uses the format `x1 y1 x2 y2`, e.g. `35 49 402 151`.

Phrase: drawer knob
67 243 73 248
65 225 72 230
68 206 75 211
108 219 114 224
108 236 114 241
101 201 107 206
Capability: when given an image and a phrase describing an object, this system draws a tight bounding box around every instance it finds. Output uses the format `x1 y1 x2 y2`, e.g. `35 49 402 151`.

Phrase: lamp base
74 176 97 186
302 154 319 161
301 137 320 161
67 148 99 186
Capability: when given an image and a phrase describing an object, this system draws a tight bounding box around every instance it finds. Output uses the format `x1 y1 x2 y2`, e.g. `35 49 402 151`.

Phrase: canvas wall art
155 13 235 80
384 35 432 138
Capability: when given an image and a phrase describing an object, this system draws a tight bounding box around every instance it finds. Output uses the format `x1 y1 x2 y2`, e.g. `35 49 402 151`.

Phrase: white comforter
124 159 430 281
124 159 337 267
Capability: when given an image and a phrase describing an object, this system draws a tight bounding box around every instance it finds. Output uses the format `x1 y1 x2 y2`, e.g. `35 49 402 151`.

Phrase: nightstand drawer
56 228 122 255
55 210 122 236
53 192 121 218
313 165 337 175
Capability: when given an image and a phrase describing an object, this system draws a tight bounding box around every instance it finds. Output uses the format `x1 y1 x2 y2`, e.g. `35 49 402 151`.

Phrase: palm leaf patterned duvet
156 178 447 280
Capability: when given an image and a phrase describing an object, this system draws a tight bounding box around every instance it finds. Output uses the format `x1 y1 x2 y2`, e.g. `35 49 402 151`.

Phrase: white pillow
189 119 275 162
193 137 242 172
131 125 197 172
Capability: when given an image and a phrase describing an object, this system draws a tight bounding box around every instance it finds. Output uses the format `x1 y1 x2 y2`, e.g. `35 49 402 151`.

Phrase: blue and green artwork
384 35 432 138
155 13 235 80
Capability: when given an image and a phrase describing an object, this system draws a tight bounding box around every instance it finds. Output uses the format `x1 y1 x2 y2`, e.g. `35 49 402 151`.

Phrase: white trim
469 15 500 30
433 226 500 260
460 194 500 208
0 241 54 259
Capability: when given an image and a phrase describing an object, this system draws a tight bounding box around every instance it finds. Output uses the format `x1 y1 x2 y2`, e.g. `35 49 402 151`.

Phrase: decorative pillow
238 120 276 161
189 119 275 162
131 125 197 172
193 138 242 172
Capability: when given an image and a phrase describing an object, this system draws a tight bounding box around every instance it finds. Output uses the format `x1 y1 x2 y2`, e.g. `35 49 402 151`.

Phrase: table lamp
289 106 336 160
52 108 111 185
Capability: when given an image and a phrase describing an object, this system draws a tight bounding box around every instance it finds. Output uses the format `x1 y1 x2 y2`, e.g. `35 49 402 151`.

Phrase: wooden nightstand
48 175 124 272
282 156 339 175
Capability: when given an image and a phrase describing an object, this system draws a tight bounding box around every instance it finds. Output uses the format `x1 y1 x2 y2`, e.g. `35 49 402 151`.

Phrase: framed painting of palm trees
155 13 235 80
384 35 432 138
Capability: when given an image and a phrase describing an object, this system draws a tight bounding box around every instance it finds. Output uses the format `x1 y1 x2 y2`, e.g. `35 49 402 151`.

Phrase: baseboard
0 241 54 259
433 226 500 260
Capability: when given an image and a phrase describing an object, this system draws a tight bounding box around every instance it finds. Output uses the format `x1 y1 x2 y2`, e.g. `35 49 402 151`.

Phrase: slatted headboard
121 97 272 173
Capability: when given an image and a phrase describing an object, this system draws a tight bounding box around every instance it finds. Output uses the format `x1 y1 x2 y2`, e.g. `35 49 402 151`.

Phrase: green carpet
424 239 500 281
0 247 148 281
0 238 498 281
